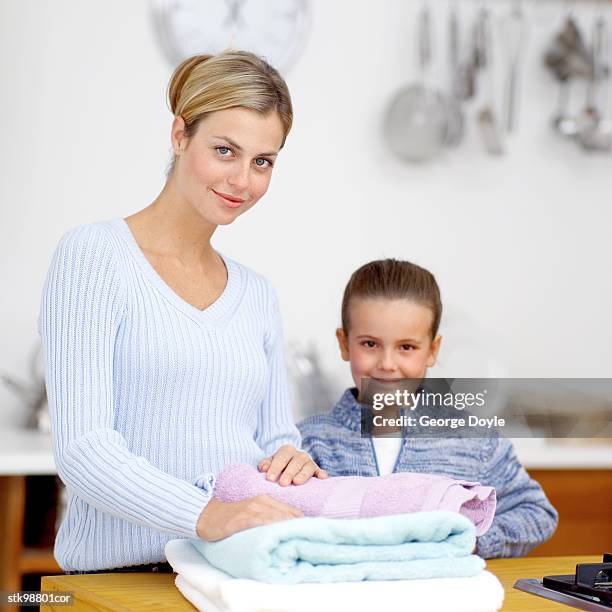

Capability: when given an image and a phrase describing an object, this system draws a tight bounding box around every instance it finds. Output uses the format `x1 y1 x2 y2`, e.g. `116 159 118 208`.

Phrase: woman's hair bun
167 54 214 115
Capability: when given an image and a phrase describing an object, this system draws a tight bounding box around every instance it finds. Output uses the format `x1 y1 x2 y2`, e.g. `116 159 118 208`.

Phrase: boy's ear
426 334 442 368
335 328 350 361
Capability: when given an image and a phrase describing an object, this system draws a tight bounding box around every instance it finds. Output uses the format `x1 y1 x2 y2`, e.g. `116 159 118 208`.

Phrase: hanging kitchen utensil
445 3 465 146
501 2 527 133
459 18 479 101
287 341 337 418
544 15 592 82
477 8 505 155
577 17 612 152
1 342 49 432
552 78 578 138
384 3 448 163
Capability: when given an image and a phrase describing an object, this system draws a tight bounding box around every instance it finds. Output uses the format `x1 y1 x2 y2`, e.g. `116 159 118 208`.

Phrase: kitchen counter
0 428 56 475
40 555 601 611
511 438 612 469
0 429 610 472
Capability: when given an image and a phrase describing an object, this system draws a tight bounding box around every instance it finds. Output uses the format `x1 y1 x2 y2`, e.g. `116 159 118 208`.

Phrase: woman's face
336 298 442 398
171 107 285 226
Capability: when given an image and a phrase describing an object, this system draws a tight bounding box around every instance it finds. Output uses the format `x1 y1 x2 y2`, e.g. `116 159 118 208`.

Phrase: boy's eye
400 344 416 351
361 340 377 348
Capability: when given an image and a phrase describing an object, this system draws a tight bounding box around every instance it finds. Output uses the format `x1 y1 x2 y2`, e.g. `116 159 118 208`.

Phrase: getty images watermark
359 378 612 438
370 386 503 429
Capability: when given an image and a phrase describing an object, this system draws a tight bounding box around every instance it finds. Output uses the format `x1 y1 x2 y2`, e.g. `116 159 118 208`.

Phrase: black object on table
514 553 612 610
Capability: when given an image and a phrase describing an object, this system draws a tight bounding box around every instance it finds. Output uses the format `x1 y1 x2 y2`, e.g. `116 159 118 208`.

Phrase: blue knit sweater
298 388 558 559
39 219 301 571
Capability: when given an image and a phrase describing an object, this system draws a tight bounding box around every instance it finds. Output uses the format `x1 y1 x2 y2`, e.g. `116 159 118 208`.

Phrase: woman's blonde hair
166 50 293 174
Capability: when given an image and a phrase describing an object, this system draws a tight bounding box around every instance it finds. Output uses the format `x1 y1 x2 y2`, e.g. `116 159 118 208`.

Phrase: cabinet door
528 469 612 556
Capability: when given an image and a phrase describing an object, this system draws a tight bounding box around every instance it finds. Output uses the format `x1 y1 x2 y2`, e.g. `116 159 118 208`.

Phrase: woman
39 51 326 573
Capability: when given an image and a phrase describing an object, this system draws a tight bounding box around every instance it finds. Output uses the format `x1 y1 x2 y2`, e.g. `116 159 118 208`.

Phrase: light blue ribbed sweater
39 219 301 571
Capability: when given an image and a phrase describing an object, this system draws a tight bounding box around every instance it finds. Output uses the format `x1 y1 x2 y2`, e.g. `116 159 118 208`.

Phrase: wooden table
39 555 600 611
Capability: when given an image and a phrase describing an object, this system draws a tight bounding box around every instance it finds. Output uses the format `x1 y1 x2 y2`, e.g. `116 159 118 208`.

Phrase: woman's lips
212 189 246 208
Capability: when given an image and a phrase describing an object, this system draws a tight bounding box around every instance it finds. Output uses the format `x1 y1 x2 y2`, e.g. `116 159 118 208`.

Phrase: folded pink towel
213 464 496 536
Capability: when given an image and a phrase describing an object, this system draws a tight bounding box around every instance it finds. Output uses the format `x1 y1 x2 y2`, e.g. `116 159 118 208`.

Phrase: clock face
152 0 309 73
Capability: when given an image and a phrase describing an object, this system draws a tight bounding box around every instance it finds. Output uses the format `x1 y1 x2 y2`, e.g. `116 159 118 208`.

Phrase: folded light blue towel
191 510 485 584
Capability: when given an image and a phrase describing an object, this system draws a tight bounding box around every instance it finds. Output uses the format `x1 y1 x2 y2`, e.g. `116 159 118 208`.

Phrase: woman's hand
196 496 303 541
257 445 328 486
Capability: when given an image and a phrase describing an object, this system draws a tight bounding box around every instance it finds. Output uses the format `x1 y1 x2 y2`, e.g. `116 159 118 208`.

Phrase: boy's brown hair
341 259 442 338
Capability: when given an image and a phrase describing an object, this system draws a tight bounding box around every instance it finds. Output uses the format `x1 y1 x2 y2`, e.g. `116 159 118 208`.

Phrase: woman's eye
215 146 232 157
254 157 272 168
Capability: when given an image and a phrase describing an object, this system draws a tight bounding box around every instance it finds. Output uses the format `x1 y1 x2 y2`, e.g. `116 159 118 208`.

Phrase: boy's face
336 298 442 398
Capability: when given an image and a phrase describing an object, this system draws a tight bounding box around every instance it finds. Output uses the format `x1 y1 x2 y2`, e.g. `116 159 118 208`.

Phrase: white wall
1 0 611 426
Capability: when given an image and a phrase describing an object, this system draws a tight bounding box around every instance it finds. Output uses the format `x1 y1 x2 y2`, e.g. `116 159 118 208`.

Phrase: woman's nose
227 163 250 190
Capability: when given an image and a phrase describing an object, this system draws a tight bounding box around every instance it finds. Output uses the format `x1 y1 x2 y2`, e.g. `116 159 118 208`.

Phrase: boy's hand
258 445 328 486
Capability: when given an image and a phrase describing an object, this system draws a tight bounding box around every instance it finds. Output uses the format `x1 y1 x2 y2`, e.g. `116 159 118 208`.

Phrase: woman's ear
426 334 442 368
336 328 350 361
171 115 188 156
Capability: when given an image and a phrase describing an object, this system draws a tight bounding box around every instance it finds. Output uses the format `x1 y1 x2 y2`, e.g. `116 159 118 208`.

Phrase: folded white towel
166 538 505 612
175 575 224 612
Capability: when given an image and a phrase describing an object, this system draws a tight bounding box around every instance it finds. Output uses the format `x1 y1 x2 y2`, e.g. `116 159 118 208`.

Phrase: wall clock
152 0 309 73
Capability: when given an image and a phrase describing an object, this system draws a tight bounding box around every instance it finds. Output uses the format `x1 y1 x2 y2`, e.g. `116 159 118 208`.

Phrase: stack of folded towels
165 465 505 611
